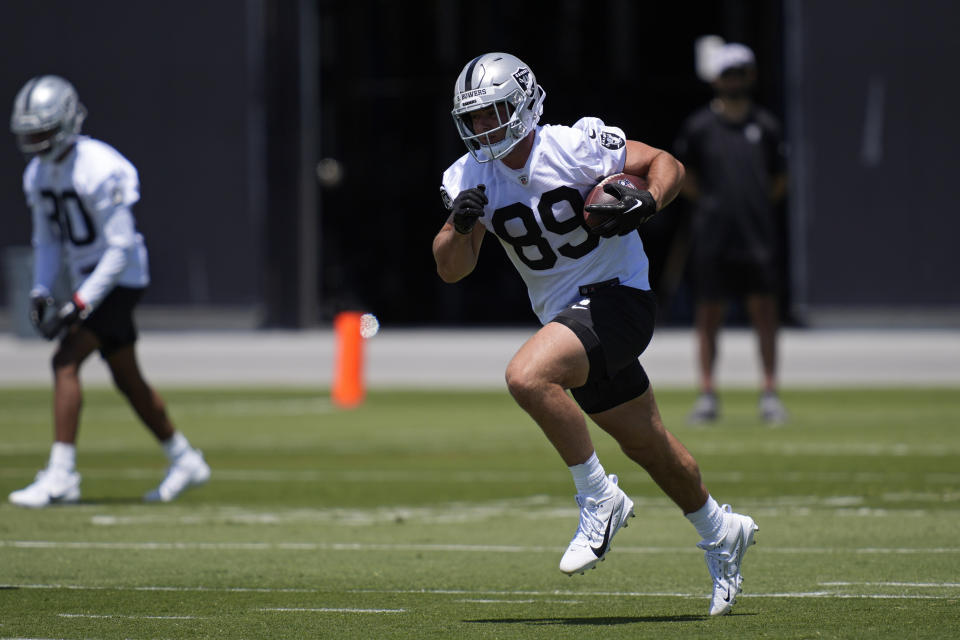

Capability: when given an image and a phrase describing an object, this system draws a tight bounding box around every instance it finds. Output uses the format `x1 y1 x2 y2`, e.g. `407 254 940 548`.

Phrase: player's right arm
25 166 62 299
433 183 487 283
433 213 485 283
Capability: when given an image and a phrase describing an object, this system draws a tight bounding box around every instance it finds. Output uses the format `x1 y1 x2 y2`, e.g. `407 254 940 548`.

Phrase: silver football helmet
10 75 87 158
452 52 545 163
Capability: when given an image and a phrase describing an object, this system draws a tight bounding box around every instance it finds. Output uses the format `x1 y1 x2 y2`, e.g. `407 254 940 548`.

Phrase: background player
673 42 789 425
8 75 210 508
433 52 757 616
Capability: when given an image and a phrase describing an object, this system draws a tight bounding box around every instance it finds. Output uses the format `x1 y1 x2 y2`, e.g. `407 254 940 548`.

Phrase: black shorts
80 286 145 358
550 283 657 414
694 256 777 301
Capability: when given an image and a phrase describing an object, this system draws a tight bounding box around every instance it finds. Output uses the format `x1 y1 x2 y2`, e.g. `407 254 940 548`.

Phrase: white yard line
2 583 956 601
259 608 404 614
4 467 959 485
4 583 317 593
58 613 199 620
3 540 960 555
821 581 960 588
357 588 958 601
5 440 960 456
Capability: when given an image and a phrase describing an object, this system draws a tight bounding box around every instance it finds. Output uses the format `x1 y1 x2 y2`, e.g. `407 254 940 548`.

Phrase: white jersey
441 117 651 324
23 135 149 311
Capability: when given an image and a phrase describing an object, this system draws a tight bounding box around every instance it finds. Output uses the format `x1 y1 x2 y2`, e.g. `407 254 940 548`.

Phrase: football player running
433 53 757 616
8 75 210 508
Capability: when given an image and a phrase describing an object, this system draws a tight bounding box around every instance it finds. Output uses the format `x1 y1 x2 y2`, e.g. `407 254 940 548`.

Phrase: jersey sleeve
90 166 140 212
24 162 62 296
73 206 137 310
568 117 628 183
439 156 470 216
22 159 41 210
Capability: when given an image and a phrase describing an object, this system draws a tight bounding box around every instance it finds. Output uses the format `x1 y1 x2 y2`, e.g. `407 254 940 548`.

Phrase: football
582 173 649 228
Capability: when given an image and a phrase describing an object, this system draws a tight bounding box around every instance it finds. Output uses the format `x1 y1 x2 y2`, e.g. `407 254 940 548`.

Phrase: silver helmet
452 52 545 163
10 75 87 158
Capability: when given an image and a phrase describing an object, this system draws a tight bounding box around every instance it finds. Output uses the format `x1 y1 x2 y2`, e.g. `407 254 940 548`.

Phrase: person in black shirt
673 43 788 424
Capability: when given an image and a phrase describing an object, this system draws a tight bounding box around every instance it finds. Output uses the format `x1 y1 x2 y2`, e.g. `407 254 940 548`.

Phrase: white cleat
559 475 635 575
688 392 719 424
144 450 211 503
699 504 758 616
9 468 81 508
760 392 788 425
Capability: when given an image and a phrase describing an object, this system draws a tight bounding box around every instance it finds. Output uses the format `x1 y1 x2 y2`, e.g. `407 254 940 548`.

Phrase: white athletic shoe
760 392 788 425
559 475 635 575
8 468 81 508
144 450 211 503
698 504 759 616
688 392 719 424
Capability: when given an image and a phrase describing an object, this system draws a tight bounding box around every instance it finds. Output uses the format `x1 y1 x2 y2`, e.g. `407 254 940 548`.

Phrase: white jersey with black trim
23 135 149 311
441 117 651 324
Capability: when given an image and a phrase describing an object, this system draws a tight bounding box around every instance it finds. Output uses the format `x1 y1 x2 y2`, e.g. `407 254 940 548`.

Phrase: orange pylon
332 311 365 408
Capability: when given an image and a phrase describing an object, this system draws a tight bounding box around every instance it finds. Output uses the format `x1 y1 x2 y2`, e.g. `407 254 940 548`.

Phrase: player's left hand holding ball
585 183 657 238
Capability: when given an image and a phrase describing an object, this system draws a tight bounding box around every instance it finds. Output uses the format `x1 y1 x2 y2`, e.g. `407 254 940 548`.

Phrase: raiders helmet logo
439 186 453 211
600 131 625 150
512 67 532 94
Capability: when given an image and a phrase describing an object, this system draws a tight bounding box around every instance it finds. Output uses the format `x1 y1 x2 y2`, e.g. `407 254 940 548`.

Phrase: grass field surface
1 387 958 639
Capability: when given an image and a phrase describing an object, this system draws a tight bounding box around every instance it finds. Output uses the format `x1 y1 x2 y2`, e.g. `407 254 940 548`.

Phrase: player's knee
504 359 543 405
51 350 79 376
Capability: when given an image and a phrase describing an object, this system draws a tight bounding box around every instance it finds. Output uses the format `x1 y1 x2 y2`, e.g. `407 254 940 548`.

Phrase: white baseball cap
712 43 756 77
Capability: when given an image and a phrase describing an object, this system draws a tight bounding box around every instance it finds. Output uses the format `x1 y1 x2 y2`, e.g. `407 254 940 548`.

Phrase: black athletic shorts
550 282 657 414
80 286 145 358
694 256 777 301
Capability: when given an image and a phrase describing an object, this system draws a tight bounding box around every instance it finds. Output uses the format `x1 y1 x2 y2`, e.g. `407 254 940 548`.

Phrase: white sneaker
760 392 788 425
144 450 211 503
9 468 81 508
559 475 635 575
688 392 719 424
698 504 759 616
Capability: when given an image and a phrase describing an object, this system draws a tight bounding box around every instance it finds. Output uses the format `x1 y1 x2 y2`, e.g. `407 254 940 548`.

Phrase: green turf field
1 386 958 639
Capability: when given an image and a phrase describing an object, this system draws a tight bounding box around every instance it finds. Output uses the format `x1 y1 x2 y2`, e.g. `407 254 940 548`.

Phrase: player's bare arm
623 140 685 211
432 217 485 283
770 171 788 203
434 182 489 282
679 167 701 202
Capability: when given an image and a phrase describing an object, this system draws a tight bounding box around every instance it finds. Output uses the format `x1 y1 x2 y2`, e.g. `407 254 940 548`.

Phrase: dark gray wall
0 1 264 307
788 0 960 313
5 0 956 327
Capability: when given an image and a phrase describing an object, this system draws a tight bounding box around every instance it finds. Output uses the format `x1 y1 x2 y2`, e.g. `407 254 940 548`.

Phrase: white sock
161 431 191 462
686 495 725 541
48 442 76 472
569 452 611 498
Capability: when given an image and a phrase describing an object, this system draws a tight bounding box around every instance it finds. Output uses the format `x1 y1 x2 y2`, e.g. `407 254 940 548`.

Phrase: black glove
451 184 487 235
585 183 658 238
39 299 85 341
29 294 54 331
